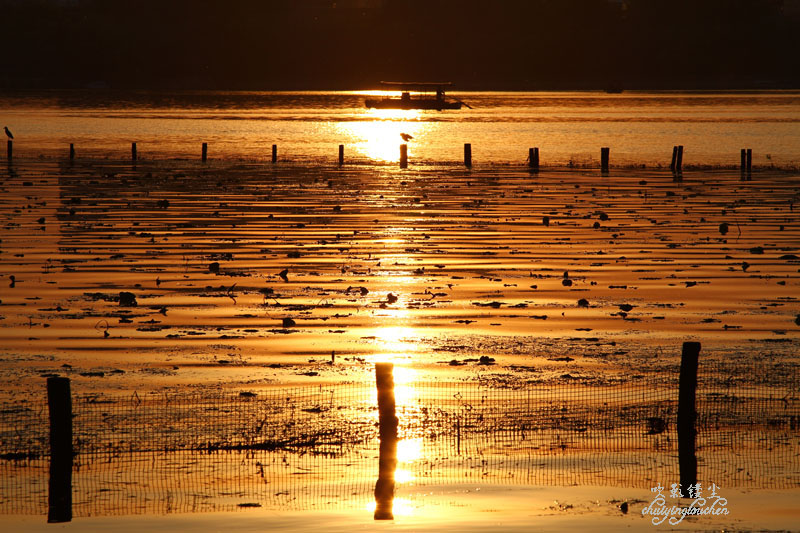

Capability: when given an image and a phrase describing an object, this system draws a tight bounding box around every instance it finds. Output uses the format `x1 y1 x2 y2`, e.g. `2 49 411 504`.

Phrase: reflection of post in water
47 377 73 523
374 363 398 520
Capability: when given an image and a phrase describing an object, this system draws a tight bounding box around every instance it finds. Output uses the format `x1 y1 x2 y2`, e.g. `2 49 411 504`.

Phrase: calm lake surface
2 90 800 167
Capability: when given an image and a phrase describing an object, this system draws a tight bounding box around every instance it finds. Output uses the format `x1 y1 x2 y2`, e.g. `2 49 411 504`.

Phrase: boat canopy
378 81 454 91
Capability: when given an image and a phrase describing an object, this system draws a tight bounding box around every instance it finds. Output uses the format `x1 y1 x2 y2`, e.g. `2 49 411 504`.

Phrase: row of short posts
26 142 755 174
64 142 281 163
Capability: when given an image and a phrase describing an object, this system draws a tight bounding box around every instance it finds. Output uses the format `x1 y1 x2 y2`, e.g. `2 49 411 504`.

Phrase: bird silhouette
399 133 413 142
4 127 12 140
278 268 289 282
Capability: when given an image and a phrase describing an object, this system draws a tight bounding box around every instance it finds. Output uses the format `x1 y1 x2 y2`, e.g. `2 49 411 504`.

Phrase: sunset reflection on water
335 109 428 162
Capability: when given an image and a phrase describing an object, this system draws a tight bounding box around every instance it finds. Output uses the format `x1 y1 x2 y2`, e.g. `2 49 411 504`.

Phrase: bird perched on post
3 127 12 139
399 133 413 142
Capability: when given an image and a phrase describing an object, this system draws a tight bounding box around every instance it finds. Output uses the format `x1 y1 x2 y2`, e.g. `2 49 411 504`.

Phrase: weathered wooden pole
670 146 678 172
338 144 344 166
741 149 747 175
746 148 752 174
69 144 75 160
399 144 408 169
201 142 208 162
676 145 684 173
464 143 472 168
529 147 539 171
6 140 12 160
600 147 610 173
131 142 137 162
678 342 700 496
374 363 398 520
272 144 278 163
47 377 72 523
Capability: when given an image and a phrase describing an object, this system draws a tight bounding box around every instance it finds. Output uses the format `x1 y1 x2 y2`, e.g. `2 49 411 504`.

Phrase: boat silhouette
365 82 470 110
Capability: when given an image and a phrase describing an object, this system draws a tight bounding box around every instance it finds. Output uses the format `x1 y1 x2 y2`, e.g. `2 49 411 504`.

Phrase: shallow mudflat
1 159 800 531
0 159 798 395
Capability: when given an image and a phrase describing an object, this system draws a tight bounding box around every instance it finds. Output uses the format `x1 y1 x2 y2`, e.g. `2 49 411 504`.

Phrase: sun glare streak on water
396 437 424 463
335 109 427 162
366 498 415 517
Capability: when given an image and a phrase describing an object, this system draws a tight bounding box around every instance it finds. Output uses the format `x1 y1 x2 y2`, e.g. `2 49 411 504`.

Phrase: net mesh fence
1 357 798 515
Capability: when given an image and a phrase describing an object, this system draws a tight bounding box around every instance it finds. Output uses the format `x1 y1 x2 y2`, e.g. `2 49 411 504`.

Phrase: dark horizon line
4 81 800 93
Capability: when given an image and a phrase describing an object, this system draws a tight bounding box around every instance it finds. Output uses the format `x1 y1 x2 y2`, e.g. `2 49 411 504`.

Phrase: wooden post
678 342 700 496
600 147 609 173
6 140 11 160
670 146 678 172
374 363 398 520
746 148 752 174
400 144 408 169
464 143 472 168
529 147 539 171
741 149 747 175
272 144 278 163
69 144 75 160
676 145 684 173
47 377 72 523
131 142 137 162
201 142 208 162
338 144 344 166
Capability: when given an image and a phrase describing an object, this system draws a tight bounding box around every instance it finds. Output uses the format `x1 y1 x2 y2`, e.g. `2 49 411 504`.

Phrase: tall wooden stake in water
47 377 72 523
6 140 11 160
678 342 700 495
201 142 208 162
400 144 408 169
464 143 472 168
600 147 610 173
374 363 398 520
746 148 752 175
338 144 344 166
69 144 75 160
272 144 278 163
741 149 747 175
529 147 539 171
131 142 137 162
676 145 684 173
670 146 678 172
